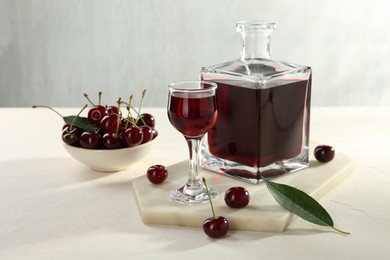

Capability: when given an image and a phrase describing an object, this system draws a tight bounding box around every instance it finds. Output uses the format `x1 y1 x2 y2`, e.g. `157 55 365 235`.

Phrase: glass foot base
169 185 218 204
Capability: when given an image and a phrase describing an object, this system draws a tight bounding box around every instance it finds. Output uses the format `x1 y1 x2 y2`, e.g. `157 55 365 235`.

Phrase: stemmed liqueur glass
167 80 219 204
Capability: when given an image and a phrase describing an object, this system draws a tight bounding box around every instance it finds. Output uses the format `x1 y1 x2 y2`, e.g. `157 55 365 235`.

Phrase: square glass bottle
200 21 312 184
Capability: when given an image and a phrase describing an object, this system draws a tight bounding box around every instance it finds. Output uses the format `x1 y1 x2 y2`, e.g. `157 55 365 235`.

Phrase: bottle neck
240 31 272 61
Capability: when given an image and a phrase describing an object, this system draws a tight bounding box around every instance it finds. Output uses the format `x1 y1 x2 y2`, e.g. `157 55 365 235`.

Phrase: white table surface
1 107 389 259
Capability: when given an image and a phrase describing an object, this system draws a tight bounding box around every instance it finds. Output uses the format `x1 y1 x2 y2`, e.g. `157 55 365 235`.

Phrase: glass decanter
200 21 312 184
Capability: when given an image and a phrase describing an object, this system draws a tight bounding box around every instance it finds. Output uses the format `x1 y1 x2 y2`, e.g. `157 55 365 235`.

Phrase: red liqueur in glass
200 21 312 184
168 94 217 138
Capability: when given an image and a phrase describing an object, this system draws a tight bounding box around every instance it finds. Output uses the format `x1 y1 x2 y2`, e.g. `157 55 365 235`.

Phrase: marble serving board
132 146 355 232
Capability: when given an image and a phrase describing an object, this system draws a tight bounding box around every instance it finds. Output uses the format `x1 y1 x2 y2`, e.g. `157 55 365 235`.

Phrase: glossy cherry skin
121 117 135 128
87 105 106 126
203 216 229 239
123 127 143 147
62 125 82 146
147 165 168 184
224 187 250 208
80 131 100 149
314 145 335 162
100 114 120 133
151 128 158 140
140 125 153 144
102 132 122 149
137 113 155 128
106 105 120 116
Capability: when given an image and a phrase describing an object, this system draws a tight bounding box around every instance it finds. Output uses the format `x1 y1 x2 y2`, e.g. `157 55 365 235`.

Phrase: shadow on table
0 157 135 250
1 157 113 186
134 222 328 253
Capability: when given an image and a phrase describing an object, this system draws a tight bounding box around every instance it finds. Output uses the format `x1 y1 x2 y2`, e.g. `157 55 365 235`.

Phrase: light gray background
1 0 389 107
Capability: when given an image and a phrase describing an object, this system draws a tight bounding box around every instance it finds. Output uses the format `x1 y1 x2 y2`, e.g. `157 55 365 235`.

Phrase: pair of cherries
146 165 249 239
203 184 249 239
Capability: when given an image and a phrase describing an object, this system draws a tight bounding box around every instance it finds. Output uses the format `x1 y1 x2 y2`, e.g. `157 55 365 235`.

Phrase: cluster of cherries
146 144 336 239
35 91 157 150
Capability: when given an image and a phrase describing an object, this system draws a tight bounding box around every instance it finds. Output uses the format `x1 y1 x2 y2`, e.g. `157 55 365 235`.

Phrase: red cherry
202 177 229 239
151 128 158 140
314 145 335 162
140 125 153 144
137 113 155 128
147 165 168 184
100 114 120 133
123 127 143 147
62 125 82 146
80 131 100 149
102 132 121 149
106 105 120 116
203 216 229 239
87 105 106 126
121 117 135 128
224 187 250 208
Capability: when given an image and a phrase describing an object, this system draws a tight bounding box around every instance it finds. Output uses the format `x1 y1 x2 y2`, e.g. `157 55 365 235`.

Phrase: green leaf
261 177 350 235
63 116 96 132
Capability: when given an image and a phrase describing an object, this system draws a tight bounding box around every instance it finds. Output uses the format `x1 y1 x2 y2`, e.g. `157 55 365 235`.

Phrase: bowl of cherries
34 91 158 172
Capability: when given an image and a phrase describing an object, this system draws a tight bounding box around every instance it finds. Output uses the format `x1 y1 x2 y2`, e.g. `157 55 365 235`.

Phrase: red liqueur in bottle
200 21 312 184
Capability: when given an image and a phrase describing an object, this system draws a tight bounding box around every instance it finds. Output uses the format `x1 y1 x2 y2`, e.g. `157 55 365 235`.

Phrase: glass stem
184 137 204 196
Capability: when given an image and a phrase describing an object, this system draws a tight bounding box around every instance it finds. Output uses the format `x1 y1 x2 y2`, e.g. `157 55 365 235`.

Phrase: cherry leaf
63 116 96 132
261 177 350 235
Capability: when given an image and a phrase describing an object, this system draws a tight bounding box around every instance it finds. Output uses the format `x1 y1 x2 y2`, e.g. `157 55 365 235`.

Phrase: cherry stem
70 104 88 129
138 116 147 126
125 95 133 129
122 117 138 127
83 93 95 106
203 177 216 219
130 106 140 117
62 133 80 141
122 101 142 120
115 98 122 136
136 89 146 121
32 105 64 118
98 91 102 106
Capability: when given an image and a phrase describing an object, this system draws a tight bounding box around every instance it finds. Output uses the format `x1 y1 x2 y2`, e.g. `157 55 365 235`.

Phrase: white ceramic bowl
63 138 156 172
